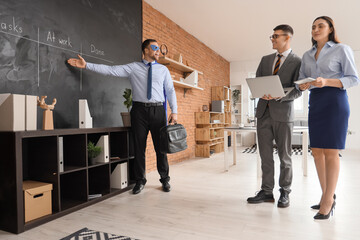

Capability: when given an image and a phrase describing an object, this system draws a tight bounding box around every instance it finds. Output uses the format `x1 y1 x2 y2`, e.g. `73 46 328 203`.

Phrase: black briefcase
160 123 187 154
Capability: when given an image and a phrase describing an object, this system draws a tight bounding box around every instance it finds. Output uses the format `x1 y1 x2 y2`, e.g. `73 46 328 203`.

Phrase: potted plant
232 89 240 107
121 88 132 127
88 141 102 165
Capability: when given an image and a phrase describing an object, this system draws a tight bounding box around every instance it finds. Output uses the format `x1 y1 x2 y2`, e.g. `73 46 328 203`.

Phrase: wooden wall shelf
158 56 203 75
173 80 203 90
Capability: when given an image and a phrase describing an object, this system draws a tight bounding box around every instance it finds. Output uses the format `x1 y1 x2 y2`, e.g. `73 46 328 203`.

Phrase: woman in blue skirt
298 16 359 219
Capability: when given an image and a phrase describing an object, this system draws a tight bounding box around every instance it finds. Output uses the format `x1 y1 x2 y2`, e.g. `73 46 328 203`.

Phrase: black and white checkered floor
242 145 311 155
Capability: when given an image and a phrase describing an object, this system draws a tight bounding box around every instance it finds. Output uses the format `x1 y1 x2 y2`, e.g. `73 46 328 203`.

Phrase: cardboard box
23 181 53 222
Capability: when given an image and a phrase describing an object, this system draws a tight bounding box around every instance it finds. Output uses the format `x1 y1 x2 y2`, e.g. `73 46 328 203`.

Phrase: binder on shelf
88 193 102 200
183 70 198 87
0 93 25 131
58 137 64 173
25 95 37 131
110 162 128 189
94 135 109 163
79 99 93 128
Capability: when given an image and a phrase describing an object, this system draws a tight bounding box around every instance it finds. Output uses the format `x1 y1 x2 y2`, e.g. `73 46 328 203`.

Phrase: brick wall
142 1 230 172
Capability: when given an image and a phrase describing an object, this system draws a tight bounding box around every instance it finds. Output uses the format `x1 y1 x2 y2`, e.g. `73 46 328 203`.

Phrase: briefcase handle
168 119 177 125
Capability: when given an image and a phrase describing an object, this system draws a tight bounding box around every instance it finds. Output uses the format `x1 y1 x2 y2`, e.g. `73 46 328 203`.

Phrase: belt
133 101 163 107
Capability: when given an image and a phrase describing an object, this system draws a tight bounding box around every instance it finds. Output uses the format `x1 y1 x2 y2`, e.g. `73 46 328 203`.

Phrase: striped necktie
273 54 283 75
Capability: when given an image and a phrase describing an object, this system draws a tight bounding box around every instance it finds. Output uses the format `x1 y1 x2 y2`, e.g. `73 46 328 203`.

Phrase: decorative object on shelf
232 89 240 107
160 44 168 56
234 109 239 113
87 141 102 165
173 53 183 63
121 88 132 127
202 105 209 112
37 96 57 130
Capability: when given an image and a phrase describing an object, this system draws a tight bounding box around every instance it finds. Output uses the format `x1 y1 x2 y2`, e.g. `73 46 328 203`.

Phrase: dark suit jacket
255 52 302 122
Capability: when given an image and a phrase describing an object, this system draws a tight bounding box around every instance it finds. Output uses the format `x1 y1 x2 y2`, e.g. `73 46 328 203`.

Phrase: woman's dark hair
312 16 340 46
141 39 157 53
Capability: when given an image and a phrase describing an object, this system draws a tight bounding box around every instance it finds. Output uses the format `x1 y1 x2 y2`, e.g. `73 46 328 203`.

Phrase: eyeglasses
269 34 288 40
150 44 160 51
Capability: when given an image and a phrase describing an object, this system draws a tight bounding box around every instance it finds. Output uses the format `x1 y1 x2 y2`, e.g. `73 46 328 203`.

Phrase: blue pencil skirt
308 87 350 149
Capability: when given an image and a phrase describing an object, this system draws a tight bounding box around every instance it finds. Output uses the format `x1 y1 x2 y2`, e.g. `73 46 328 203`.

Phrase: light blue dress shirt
299 41 359 89
86 59 177 113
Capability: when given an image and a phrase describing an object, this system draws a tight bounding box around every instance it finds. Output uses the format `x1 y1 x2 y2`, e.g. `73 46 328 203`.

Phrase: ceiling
145 0 360 62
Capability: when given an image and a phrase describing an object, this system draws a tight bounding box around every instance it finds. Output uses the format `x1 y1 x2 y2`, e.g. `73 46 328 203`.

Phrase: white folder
183 70 198 86
58 137 64 173
79 99 93 128
94 135 109 163
110 162 128 189
0 93 25 131
25 95 37 131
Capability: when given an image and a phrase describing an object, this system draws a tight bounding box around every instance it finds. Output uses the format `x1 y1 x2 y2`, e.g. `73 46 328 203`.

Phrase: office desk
224 126 309 177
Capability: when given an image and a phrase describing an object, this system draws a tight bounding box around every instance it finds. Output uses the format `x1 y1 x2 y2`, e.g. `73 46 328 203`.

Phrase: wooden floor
2 147 360 240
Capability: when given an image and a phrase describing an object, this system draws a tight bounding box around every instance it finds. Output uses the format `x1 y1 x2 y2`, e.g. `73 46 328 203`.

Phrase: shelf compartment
88 165 110 199
22 136 60 213
109 131 128 160
60 170 87 211
195 128 224 141
195 141 224 158
61 134 86 171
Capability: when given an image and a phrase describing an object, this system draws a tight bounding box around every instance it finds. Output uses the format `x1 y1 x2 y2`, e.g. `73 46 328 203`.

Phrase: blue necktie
147 63 152 100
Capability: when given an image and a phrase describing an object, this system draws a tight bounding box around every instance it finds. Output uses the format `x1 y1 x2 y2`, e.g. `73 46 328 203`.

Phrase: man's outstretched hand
67 54 86 68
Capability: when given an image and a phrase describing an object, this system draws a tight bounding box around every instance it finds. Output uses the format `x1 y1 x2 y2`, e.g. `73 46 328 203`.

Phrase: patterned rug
60 228 139 240
242 145 312 155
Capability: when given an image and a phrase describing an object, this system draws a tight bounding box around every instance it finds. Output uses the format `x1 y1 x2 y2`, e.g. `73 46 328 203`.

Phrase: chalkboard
0 0 142 128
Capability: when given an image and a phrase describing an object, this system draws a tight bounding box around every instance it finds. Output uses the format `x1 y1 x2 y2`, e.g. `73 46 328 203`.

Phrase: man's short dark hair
142 39 157 53
273 24 294 36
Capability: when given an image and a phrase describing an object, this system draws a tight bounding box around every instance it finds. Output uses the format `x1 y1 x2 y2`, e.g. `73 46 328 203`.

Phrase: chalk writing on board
0 17 23 34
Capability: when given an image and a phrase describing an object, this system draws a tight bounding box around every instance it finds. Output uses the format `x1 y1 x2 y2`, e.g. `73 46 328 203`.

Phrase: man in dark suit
247 25 302 208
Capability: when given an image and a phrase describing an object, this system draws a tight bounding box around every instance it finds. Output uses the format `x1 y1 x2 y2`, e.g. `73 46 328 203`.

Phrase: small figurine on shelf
37 96 57 130
202 105 209 112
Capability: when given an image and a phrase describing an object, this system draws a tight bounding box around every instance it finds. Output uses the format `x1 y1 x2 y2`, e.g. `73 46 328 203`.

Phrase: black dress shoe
311 194 336 210
314 201 336 220
162 181 171 192
277 188 290 208
132 182 145 194
247 190 275 204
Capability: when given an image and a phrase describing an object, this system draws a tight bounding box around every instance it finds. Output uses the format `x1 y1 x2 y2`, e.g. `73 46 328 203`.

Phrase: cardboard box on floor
23 181 53 222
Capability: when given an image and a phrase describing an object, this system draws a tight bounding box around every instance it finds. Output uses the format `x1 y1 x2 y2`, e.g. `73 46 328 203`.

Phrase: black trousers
130 102 169 184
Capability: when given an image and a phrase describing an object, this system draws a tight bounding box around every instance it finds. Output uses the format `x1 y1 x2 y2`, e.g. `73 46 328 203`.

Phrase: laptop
246 75 293 98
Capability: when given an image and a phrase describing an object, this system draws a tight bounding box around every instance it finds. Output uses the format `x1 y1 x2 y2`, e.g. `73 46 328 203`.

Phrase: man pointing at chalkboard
67 39 177 194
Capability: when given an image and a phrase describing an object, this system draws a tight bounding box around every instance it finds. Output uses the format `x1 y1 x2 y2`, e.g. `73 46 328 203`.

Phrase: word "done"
91 44 105 56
